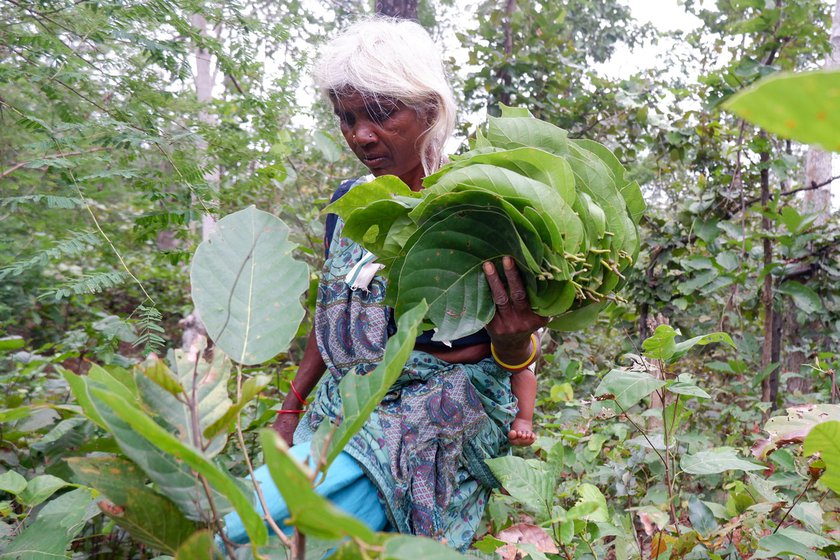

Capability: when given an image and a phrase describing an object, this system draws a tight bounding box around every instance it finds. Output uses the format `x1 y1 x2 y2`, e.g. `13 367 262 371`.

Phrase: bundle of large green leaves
328 107 645 341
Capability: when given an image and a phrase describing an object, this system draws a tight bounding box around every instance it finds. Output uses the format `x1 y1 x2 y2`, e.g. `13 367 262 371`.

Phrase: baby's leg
508 365 537 446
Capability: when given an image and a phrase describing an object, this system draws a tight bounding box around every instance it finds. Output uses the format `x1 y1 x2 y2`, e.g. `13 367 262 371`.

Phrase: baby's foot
508 417 536 446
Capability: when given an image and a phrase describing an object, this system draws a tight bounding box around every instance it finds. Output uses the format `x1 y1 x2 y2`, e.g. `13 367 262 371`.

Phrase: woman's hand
482 256 548 364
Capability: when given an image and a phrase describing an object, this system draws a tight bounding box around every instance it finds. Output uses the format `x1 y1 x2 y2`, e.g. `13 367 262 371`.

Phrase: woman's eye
368 107 394 124
337 112 355 127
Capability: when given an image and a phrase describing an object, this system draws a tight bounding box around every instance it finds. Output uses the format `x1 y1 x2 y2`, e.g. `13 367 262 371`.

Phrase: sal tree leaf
191 206 308 365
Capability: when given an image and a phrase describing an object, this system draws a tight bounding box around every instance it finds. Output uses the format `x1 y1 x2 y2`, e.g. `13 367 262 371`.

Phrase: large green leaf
68 456 198 554
389 206 528 341
724 70 840 153
803 420 840 494
136 349 232 458
594 368 665 410
485 456 554 522
191 206 309 365
680 447 765 475
0 488 97 560
260 430 376 541
310 301 427 471
90 388 267 546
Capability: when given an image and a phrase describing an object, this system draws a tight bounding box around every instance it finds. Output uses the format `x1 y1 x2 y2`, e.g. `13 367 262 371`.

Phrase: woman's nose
353 123 378 145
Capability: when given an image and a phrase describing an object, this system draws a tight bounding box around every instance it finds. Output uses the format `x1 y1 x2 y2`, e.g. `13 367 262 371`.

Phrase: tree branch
0 147 109 180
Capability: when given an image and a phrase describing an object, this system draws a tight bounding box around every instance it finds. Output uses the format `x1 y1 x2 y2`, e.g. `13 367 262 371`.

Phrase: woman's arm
272 328 327 445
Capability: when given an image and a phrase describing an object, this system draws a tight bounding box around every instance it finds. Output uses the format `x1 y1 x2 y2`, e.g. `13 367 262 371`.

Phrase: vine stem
233 364 293 548
59 150 156 305
773 477 815 534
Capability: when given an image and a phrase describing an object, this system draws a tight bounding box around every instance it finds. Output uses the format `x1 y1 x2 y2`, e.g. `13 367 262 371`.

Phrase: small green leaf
0 471 27 496
203 374 272 440
594 368 665 410
687 495 717 536
19 475 71 507
382 534 467 559
174 530 222 559
680 447 765 475
576 483 608 522
0 488 97 560
141 357 184 396
0 336 24 352
666 374 711 399
777 281 823 315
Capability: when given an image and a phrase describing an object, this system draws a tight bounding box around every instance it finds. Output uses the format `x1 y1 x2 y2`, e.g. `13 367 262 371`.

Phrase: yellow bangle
491 333 539 371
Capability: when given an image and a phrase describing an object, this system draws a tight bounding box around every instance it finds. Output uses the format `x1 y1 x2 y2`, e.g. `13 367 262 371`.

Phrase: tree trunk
181 13 221 353
495 0 517 107
760 136 779 406
375 0 418 19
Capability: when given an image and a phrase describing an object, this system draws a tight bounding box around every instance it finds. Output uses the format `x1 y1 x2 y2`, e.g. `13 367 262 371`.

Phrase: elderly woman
226 17 545 551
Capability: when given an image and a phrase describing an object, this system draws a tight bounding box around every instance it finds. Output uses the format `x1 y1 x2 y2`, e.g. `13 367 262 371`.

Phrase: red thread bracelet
276 409 305 415
289 381 308 406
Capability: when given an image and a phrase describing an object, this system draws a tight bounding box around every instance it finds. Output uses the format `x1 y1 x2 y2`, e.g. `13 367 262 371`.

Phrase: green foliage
803 420 840 494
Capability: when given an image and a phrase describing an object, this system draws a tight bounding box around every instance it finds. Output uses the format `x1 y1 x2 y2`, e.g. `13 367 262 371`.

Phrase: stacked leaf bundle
328 106 645 341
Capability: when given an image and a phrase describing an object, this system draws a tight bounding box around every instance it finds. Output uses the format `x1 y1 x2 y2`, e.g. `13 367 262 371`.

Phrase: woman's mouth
362 155 387 168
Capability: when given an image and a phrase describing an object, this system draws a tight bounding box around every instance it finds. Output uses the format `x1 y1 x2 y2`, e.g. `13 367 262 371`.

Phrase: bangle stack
491 333 539 372
276 382 309 416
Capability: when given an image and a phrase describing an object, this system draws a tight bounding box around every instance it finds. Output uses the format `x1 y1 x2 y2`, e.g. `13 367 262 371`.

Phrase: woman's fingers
501 256 530 311
483 260 511 308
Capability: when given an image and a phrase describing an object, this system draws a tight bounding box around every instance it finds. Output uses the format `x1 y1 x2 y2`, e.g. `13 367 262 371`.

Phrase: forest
1 0 840 558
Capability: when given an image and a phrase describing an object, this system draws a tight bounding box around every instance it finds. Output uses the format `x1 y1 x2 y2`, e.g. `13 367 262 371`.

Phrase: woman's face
331 90 428 191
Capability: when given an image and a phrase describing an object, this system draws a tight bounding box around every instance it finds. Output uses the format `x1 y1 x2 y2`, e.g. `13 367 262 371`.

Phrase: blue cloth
223 444 388 544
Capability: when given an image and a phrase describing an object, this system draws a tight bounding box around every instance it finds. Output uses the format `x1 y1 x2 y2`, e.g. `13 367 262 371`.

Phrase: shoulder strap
323 179 357 258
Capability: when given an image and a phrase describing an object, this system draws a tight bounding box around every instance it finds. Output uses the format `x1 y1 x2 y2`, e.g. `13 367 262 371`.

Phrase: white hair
314 16 457 176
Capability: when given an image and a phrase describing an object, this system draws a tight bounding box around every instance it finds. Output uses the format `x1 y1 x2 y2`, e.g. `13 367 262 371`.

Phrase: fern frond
0 231 102 280
40 271 128 301
133 304 166 355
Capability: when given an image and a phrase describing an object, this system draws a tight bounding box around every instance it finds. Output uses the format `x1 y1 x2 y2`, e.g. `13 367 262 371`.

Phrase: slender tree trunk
495 0 517 107
181 13 220 353
375 0 418 19
760 136 779 406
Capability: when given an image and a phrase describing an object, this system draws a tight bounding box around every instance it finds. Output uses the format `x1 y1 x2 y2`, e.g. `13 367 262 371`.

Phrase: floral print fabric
294 177 517 550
